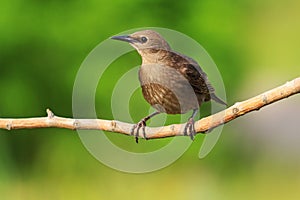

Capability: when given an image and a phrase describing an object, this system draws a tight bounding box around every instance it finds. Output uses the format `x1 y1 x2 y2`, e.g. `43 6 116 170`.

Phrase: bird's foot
131 119 148 143
130 112 160 143
184 118 196 140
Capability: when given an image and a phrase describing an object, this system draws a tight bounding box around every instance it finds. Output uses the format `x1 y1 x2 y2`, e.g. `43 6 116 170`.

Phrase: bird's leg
131 111 160 143
184 109 198 140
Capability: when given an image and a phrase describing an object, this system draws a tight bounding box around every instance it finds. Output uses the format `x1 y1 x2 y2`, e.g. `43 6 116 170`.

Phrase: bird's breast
138 63 199 114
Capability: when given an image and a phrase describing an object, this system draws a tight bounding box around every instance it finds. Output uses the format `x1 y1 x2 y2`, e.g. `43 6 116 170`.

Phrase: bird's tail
211 93 227 106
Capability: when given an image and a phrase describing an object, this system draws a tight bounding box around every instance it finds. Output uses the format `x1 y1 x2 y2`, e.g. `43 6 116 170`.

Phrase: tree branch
0 77 299 139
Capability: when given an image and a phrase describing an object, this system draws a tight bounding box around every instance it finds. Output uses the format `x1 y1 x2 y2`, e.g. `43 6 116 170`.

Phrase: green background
1 0 300 199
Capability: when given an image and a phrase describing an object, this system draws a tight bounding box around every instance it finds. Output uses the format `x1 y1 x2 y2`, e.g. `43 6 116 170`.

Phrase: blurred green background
1 0 300 199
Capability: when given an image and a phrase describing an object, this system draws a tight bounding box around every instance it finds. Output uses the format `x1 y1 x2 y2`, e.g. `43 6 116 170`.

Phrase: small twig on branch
0 77 299 139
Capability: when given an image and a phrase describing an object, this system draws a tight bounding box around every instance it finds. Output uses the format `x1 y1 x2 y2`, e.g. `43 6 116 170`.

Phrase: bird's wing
178 55 227 105
169 51 214 96
180 63 214 97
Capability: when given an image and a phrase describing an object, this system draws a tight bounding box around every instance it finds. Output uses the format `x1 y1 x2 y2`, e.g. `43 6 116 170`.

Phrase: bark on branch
0 77 299 139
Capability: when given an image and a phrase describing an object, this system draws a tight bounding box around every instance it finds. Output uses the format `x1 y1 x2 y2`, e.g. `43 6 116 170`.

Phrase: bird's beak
111 35 138 43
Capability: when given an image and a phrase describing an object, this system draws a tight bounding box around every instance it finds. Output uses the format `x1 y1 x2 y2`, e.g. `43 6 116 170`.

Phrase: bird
111 30 226 143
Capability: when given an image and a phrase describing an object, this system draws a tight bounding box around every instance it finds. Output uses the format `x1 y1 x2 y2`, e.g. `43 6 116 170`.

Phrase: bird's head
111 30 171 52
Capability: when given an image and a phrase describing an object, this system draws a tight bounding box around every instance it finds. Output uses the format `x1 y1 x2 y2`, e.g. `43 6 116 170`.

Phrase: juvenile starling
112 30 226 142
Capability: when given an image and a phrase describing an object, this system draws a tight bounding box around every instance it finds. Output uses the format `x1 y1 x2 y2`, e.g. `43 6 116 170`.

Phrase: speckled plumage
111 30 226 142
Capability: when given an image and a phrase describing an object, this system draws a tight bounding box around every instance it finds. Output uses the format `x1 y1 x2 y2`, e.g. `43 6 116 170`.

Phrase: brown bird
111 30 226 142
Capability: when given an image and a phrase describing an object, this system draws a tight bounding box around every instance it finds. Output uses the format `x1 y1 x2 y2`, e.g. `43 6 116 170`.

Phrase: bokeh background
1 0 300 199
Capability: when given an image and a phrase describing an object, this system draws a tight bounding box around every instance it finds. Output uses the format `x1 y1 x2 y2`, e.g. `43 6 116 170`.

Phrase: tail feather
211 93 227 106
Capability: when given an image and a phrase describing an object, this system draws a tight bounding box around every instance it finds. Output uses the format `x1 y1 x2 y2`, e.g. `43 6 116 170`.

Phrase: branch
0 77 299 139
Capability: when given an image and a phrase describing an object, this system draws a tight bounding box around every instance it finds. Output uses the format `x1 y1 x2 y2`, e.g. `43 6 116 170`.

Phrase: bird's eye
140 36 148 43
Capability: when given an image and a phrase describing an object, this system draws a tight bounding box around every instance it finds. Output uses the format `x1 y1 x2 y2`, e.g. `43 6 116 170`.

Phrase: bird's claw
131 119 147 143
184 118 196 140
